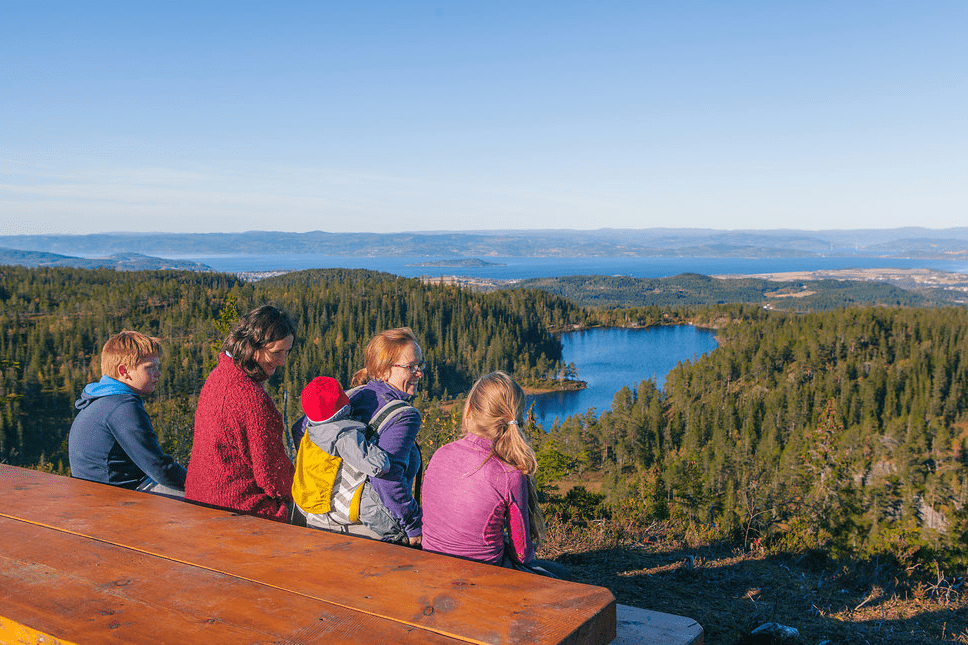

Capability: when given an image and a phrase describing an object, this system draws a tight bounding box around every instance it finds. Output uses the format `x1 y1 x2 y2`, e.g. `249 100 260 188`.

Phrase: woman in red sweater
185 305 296 521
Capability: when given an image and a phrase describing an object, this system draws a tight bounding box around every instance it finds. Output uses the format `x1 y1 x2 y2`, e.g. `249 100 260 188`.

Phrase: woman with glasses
342 327 425 545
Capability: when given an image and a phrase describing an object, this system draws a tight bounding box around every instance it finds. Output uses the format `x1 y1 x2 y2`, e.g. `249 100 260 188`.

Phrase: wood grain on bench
1 465 616 644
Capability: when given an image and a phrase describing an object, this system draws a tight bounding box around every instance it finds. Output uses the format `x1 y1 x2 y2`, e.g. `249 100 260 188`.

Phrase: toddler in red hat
291 377 392 532
301 376 351 424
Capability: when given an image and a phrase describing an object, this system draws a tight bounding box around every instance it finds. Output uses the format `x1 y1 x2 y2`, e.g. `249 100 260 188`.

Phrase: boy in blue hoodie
68 331 186 497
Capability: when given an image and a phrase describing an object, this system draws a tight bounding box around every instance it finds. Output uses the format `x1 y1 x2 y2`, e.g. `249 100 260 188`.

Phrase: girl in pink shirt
423 372 565 578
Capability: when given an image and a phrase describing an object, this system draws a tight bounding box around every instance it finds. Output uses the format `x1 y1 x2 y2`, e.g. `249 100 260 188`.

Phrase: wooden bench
0 465 702 644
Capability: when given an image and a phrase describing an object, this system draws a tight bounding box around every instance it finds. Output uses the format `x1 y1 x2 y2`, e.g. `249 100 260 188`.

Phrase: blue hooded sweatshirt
68 376 187 490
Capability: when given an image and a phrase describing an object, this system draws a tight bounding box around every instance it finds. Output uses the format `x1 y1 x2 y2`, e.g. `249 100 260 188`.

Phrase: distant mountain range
0 248 213 272
2 228 968 260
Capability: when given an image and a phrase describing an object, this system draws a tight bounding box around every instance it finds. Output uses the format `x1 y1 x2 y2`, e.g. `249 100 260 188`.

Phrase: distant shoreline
521 380 587 395
713 267 968 291
407 258 506 268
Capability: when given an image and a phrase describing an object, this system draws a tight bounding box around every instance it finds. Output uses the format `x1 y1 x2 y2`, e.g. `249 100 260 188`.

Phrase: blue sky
2 1 966 235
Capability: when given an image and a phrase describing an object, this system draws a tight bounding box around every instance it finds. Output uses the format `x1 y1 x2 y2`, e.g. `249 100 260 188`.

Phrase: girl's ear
116 364 130 379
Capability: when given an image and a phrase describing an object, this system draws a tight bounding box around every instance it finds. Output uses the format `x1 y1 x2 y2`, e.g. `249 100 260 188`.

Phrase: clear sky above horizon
2 1 966 235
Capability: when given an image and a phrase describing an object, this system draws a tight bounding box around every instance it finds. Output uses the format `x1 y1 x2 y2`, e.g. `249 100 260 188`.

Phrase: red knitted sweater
185 354 294 521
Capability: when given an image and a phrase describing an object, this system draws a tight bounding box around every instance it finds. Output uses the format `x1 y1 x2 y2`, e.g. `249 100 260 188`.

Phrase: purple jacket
349 380 422 538
421 434 535 565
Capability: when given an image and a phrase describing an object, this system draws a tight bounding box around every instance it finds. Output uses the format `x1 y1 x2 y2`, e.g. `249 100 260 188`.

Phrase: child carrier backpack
291 396 412 524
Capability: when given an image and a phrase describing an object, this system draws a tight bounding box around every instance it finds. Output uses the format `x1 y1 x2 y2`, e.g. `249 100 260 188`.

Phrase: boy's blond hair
100 331 163 379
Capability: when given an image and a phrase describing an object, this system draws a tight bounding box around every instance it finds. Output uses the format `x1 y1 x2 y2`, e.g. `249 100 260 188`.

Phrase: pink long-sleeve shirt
421 434 535 565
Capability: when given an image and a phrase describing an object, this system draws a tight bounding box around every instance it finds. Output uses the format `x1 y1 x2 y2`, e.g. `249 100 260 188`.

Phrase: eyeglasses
392 361 426 374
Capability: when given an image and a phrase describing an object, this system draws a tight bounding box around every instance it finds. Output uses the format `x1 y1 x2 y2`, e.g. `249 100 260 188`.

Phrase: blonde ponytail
463 372 537 474
527 474 547 546
463 371 547 544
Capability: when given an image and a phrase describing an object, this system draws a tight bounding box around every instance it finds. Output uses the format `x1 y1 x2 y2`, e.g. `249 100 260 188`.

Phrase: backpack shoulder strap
370 399 424 504
347 385 417 438
369 399 414 435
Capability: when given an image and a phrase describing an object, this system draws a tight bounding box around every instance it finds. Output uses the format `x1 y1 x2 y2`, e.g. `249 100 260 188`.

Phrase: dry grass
538 520 967 644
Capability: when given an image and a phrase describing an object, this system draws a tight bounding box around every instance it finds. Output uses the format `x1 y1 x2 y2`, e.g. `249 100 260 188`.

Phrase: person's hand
408 535 422 547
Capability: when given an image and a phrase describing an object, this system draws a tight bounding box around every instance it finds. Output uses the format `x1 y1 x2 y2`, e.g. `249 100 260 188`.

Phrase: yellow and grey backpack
291 398 411 524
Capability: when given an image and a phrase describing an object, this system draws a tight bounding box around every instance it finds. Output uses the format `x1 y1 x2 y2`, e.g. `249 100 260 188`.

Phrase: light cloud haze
2 1 966 234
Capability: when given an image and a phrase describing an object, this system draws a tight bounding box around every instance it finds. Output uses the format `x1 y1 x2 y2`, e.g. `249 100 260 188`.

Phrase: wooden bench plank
2 466 616 645
0 616 76 645
1 517 464 644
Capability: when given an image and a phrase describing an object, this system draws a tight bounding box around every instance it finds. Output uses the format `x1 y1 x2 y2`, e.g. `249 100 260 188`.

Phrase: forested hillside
0 247 214 271
0 265 581 471
540 304 968 565
4 263 967 568
512 272 949 309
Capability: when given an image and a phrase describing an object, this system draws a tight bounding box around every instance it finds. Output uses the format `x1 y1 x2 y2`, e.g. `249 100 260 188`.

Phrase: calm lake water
527 325 718 429
181 253 966 280
178 253 962 428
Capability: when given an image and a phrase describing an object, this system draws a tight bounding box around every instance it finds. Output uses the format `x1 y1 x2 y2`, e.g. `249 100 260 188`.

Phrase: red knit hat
301 376 350 423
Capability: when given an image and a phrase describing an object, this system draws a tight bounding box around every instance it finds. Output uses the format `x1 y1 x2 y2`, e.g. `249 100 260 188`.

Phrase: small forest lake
528 325 718 429
177 253 963 429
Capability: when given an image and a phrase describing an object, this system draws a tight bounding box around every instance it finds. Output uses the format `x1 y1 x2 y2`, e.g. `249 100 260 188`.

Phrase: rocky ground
539 523 967 645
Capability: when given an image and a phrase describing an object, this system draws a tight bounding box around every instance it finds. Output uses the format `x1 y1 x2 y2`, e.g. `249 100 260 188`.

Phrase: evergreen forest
2 264 967 568
540 304 968 566
0 266 578 470
512 272 951 309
